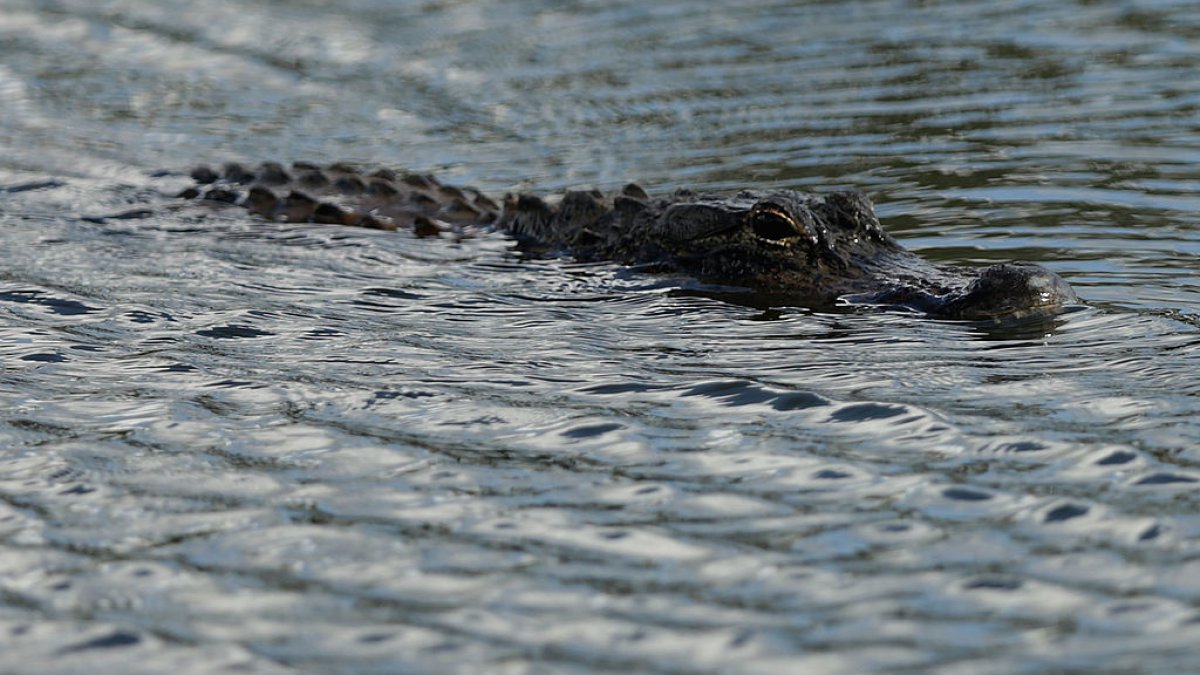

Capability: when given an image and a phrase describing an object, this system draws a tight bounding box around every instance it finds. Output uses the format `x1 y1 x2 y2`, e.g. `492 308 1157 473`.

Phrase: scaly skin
179 161 1078 319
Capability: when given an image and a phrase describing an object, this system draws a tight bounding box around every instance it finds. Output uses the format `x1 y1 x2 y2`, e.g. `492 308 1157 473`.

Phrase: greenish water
3 0 1200 672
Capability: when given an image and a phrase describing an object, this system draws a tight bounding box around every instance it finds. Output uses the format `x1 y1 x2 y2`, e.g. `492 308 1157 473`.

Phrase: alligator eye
749 206 802 242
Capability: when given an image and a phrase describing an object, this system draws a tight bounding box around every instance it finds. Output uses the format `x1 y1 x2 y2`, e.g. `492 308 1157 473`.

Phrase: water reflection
963 305 1085 343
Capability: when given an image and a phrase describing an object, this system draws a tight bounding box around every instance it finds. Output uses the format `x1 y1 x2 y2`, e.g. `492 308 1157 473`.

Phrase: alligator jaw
841 262 1078 319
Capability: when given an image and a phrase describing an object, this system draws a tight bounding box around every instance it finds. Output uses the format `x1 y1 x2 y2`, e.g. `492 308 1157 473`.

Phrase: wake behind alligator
179 161 1077 319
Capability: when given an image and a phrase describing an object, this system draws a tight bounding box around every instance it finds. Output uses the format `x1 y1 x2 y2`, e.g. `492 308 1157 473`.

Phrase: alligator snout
941 263 1078 319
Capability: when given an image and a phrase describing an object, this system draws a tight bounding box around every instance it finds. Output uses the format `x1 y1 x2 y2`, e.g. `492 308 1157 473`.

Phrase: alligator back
181 160 666 264
181 161 502 237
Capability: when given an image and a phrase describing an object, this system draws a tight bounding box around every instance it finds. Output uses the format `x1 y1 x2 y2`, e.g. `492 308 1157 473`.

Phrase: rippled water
4 0 1200 672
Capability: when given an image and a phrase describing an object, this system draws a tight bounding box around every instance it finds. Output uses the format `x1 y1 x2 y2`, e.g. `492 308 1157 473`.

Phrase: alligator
177 161 1078 319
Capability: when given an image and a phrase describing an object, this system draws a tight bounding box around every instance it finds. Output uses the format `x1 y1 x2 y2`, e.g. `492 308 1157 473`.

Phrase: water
3 0 1200 672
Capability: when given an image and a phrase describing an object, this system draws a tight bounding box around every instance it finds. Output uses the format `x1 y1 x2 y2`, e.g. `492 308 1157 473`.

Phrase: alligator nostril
750 207 801 242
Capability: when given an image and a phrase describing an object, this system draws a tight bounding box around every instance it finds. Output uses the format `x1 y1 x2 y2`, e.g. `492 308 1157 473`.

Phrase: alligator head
503 184 1077 319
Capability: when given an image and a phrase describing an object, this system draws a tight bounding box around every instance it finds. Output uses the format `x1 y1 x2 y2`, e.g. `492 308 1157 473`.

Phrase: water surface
4 0 1200 672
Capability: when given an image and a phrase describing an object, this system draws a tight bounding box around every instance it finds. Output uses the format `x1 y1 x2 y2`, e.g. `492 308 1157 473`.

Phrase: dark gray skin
180 162 1078 319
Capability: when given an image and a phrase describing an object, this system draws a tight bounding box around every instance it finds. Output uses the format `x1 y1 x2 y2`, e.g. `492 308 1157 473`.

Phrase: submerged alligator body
180 161 1077 319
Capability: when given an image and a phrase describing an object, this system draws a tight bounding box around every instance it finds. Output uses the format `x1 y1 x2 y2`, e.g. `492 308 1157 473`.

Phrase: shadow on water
0 289 100 316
